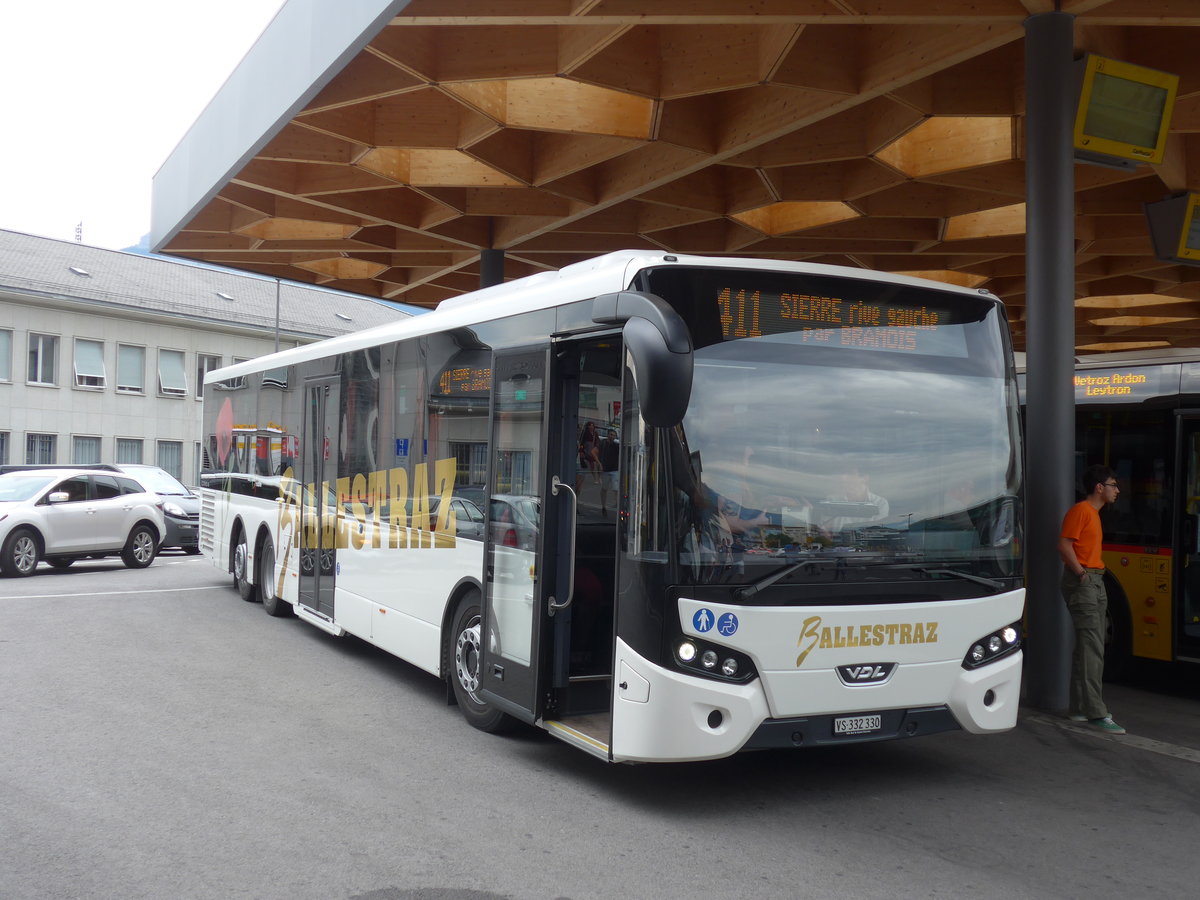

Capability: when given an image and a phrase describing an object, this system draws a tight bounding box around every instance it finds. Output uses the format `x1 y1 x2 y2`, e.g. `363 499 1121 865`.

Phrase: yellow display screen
715 285 964 356
438 365 491 395
1073 367 1168 402
1073 54 1178 165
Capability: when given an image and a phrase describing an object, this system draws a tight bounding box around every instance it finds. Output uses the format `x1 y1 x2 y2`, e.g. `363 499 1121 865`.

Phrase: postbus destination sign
1073 365 1177 403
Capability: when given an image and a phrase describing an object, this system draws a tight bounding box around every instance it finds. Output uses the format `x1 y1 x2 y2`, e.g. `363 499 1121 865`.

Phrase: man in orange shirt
1057 464 1125 734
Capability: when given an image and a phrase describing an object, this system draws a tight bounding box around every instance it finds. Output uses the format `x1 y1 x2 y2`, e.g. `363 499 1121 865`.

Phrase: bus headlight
962 621 1022 669
674 637 757 684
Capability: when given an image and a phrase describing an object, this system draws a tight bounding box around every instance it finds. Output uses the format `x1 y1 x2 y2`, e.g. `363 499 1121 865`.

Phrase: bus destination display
1073 367 1166 403
437 364 491 396
715 286 964 355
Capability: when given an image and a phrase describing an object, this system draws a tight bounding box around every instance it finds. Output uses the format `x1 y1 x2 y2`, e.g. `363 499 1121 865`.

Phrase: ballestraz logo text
796 616 938 667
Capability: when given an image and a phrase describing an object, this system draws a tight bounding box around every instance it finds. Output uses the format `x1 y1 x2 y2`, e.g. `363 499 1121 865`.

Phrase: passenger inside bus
818 463 890 535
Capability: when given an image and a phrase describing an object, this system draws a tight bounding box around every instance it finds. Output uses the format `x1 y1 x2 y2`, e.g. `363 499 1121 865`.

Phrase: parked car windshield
0 475 55 502
123 466 192 495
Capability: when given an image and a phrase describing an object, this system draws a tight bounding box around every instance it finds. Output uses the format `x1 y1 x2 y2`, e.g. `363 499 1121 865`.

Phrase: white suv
0 468 166 577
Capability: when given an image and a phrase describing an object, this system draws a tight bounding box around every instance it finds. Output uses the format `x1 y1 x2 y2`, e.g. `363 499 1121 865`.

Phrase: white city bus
199 251 1024 763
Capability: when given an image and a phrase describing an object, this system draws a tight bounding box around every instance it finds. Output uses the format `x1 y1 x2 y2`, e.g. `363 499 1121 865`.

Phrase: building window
0 329 11 381
217 357 250 391
27 333 58 386
73 339 107 389
26 433 57 464
450 441 488 486
196 353 221 400
158 349 187 397
117 344 145 393
0 431 8 465
157 441 183 479
73 435 102 465
116 438 143 464
263 366 289 389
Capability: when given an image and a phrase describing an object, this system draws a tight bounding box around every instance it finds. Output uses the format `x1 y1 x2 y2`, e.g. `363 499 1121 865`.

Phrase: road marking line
9 586 223 600
1024 712 1200 765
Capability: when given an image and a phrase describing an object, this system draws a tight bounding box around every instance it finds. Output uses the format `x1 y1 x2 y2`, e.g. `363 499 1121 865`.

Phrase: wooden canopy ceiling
158 0 1200 354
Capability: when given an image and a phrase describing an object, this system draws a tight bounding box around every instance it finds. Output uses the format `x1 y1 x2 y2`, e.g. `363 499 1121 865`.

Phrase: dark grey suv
115 465 201 553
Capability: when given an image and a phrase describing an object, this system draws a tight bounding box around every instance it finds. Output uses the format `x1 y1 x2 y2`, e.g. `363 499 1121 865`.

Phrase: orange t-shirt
1060 500 1104 569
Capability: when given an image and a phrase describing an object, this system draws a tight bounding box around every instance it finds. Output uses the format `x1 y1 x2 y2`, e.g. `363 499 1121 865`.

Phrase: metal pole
480 249 505 288
1023 11 1076 710
274 278 281 353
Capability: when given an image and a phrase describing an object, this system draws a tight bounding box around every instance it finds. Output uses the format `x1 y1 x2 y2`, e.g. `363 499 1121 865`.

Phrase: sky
0 0 286 252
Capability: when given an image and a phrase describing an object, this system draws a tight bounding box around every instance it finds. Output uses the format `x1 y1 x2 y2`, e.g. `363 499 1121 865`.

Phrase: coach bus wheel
2 528 40 577
447 592 513 734
1104 599 1134 682
234 533 256 602
259 538 291 617
121 525 159 569
1102 574 1136 682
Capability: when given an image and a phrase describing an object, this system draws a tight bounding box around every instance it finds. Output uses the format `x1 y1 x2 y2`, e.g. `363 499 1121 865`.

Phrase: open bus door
478 350 557 728
477 341 623 759
475 297 689 756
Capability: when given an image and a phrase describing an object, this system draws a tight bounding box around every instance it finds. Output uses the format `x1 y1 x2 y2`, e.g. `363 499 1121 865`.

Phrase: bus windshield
645 267 1023 589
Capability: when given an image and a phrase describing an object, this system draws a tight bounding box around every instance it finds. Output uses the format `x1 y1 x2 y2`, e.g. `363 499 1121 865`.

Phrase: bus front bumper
610 639 1021 762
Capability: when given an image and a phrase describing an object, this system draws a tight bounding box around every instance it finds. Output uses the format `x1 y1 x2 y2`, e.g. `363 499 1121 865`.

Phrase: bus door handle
547 475 577 616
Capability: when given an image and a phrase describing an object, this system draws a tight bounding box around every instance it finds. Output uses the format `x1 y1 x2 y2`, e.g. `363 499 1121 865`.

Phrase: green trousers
1060 567 1109 720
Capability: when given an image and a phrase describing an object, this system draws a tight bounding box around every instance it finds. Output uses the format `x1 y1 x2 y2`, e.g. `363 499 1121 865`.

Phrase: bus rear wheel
258 538 291 617
447 592 513 733
233 532 256 602
1104 595 1134 682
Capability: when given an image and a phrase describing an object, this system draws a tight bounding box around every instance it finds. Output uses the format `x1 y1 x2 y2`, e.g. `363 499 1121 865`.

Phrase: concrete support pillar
1022 11 1076 710
480 249 505 288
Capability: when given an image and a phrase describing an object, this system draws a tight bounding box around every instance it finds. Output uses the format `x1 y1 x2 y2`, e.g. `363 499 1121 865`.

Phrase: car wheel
121 524 159 569
259 538 292 617
1 528 41 577
446 591 513 733
47 557 76 569
234 532 256 601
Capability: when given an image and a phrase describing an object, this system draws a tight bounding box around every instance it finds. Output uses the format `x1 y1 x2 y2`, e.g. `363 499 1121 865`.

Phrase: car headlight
163 502 187 518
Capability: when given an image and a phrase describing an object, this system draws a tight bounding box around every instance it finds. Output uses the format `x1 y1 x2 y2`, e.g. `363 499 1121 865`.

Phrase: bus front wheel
447 592 513 734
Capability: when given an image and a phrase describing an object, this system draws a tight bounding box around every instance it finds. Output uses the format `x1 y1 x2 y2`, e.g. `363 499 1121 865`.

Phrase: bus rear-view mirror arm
592 290 693 427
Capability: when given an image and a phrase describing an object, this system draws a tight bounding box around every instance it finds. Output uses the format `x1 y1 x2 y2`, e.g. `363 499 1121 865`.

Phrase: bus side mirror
592 290 693 427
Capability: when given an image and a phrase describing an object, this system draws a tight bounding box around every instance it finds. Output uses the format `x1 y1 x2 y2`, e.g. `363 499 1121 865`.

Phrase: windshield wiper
913 567 1006 592
734 560 820 600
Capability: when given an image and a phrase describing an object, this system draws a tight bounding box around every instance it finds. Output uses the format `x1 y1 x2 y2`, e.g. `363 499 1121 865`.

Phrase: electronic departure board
713 284 966 356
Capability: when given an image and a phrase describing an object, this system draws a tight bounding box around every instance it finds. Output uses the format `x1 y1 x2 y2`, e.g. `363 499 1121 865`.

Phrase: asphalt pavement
2 554 1199 899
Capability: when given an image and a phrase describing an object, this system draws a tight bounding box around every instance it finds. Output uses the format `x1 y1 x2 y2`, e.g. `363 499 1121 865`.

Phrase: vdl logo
835 662 897 686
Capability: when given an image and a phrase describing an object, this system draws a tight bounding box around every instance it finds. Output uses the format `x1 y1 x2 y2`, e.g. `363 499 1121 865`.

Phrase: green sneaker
1087 716 1126 734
